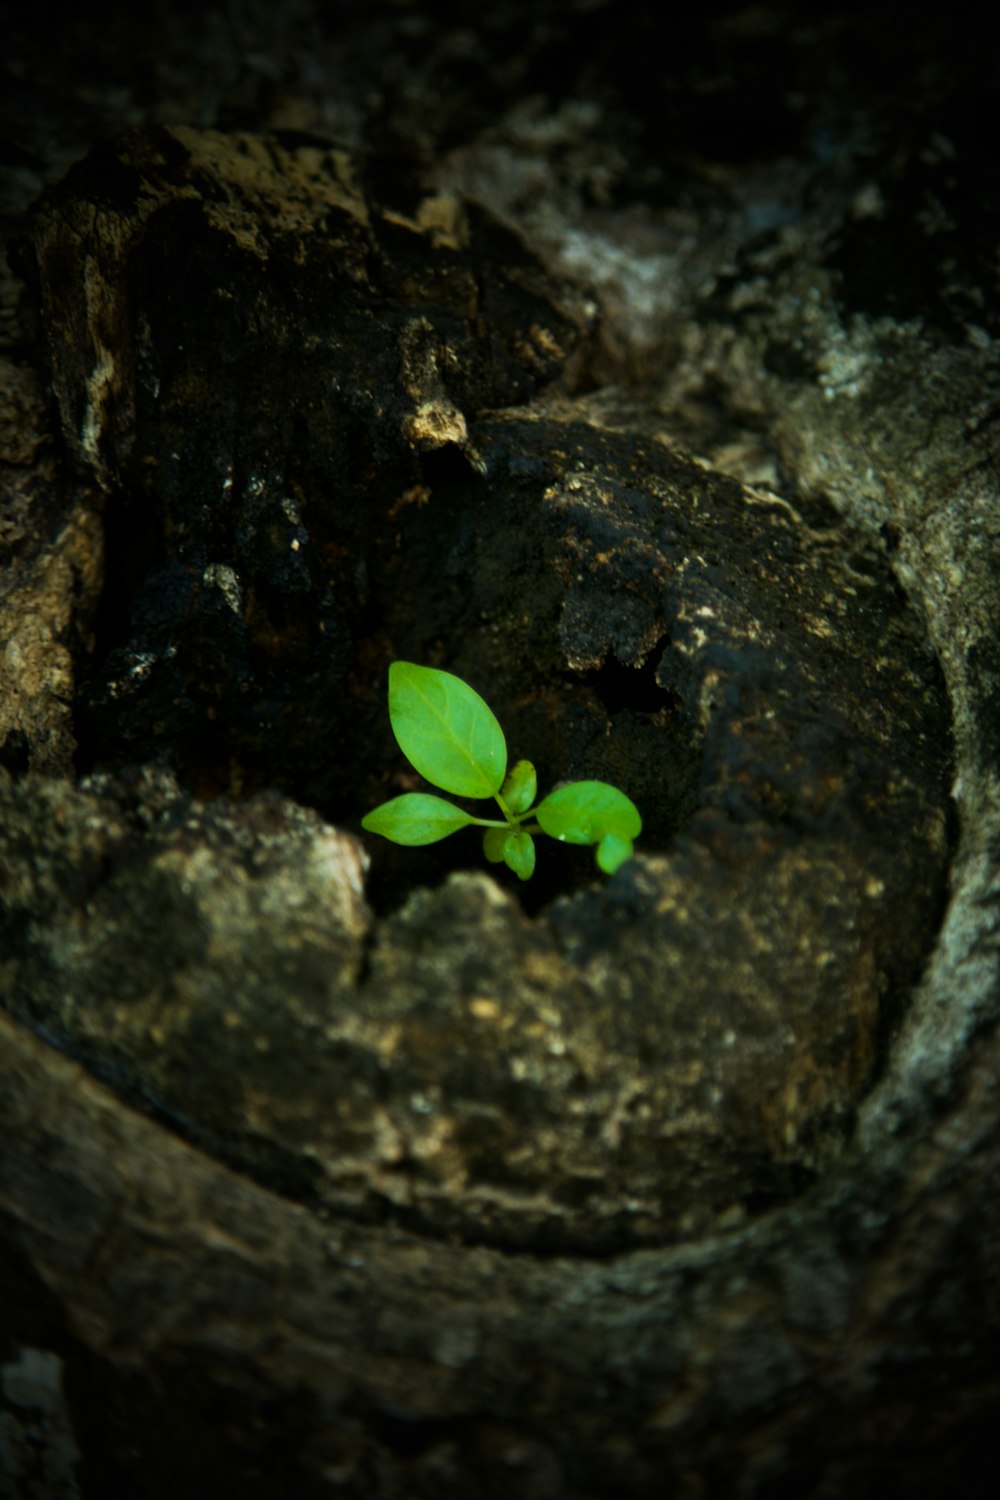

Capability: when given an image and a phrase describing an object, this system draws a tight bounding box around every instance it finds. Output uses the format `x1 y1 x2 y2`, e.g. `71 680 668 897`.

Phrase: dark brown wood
3 6 999 1497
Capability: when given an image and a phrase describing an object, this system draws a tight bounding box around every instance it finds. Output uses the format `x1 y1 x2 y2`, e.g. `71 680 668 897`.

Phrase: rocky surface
2 4 998 1497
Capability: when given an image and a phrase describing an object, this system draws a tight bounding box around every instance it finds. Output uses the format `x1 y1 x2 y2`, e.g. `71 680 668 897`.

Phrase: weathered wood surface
2 5 999 1497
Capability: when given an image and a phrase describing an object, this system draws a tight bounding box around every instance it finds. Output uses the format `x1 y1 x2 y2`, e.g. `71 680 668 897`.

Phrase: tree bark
2 5 999 1497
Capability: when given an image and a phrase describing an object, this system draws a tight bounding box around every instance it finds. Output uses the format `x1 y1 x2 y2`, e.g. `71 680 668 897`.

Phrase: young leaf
361 793 474 846
595 832 634 874
483 826 535 878
503 831 536 881
482 827 509 863
536 780 642 846
388 661 507 798
501 759 537 816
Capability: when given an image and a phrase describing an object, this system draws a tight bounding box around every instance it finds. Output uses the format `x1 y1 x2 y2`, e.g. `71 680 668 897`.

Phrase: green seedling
362 662 641 881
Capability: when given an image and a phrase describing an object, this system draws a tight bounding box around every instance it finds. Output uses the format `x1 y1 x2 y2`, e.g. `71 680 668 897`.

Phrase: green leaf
501 759 537 815
483 827 535 879
362 793 474 846
503 831 536 881
536 780 642 847
595 832 634 874
482 827 509 863
388 662 507 798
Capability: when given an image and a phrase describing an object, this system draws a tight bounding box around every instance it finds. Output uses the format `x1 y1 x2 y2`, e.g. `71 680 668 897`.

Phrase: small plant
362 662 641 880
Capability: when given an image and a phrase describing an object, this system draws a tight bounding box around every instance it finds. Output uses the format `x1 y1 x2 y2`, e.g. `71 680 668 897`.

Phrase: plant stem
494 791 515 824
473 804 542 836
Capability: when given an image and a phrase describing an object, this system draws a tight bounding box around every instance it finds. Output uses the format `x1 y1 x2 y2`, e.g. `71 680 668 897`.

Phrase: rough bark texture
2 4 998 1498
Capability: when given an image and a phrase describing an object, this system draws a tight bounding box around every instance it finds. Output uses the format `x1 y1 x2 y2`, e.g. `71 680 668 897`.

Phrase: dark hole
0 728 31 776
566 640 673 716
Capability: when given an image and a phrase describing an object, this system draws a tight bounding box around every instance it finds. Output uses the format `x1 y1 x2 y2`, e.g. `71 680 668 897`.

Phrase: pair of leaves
361 662 641 878
535 779 641 875
361 662 507 845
